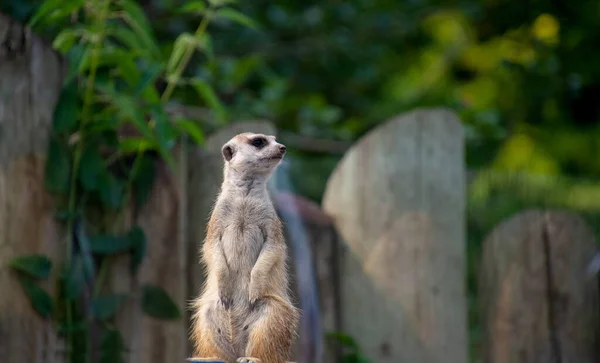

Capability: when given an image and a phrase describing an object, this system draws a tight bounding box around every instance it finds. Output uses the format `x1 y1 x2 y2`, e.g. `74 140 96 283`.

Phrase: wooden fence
1 12 599 363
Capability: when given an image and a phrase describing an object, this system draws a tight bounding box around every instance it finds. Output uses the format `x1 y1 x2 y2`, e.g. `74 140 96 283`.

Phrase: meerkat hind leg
191 303 237 363
243 297 299 363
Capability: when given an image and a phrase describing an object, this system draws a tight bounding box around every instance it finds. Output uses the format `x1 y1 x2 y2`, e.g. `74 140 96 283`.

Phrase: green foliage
326 332 371 363
99 328 127 363
9 254 53 279
141 284 183 320
92 294 127 320
3 0 254 362
17 275 55 318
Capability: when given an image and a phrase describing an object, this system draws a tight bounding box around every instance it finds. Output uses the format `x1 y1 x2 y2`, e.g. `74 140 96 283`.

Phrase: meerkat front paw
219 292 233 310
218 272 234 309
248 293 261 311
248 279 263 310
236 357 262 363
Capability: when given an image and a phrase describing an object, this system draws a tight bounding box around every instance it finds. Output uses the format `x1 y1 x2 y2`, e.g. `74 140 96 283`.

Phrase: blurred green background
3 0 600 361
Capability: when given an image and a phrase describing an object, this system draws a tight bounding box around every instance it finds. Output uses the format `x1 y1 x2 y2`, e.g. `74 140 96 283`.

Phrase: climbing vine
7 0 256 362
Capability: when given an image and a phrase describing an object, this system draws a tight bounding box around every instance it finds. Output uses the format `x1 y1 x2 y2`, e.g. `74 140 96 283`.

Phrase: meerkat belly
221 221 264 297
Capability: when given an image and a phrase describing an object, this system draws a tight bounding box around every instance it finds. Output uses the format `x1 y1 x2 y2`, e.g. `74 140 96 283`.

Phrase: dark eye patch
250 137 267 148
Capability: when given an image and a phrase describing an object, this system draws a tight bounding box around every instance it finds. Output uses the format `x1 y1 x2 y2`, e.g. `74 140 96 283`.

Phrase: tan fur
190 133 300 363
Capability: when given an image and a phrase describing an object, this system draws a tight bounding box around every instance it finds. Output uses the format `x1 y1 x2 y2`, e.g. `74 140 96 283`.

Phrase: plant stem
94 257 111 297
64 2 112 363
160 8 212 103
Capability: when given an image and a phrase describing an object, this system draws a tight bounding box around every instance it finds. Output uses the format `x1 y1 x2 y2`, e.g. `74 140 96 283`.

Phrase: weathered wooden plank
479 210 600 363
322 108 468 363
107 142 188 363
0 12 66 363
135 157 187 363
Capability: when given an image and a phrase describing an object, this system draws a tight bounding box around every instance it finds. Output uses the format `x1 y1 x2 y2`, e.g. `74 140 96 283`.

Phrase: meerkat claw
249 299 258 311
220 296 232 309
236 357 262 363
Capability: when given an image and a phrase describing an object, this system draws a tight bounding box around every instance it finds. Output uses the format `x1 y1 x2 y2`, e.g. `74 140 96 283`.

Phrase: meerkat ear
221 144 235 161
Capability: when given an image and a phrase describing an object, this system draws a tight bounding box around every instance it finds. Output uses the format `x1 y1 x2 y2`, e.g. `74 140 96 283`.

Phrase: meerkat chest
220 198 272 271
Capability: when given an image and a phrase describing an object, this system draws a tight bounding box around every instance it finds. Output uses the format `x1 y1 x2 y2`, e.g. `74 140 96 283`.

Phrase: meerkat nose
279 145 287 153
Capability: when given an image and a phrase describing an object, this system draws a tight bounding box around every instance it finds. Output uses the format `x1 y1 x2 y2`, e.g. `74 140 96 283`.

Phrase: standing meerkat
190 132 300 363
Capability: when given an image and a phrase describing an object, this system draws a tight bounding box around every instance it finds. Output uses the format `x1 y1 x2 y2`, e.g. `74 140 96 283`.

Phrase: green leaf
17 275 54 318
96 84 154 141
326 332 359 350
65 43 91 83
92 294 127 320
216 8 259 29
141 284 182 320
98 173 125 210
28 0 84 28
79 147 105 192
64 255 85 301
127 226 147 273
191 79 227 123
175 119 205 145
53 29 79 53
52 81 80 133
119 137 156 154
208 0 238 6
228 55 262 89
100 328 126 363
119 0 161 60
106 24 155 59
151 107 177 169
134 62 164 95
131 155 156 208
179 1 207 14
140 85 161 105
167 33 193 73
9 255 52 279
199 34 214 60
45 136 71 193
89 234 131 254
80 48 140 86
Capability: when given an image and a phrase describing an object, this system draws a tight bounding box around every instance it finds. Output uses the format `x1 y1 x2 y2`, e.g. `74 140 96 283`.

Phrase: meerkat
190 132 300 363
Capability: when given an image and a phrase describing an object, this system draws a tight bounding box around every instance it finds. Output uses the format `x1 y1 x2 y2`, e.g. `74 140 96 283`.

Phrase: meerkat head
221 132 287 183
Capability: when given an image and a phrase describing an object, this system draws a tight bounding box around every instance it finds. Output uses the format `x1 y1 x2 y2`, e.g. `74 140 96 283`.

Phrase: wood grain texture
322 108 467 363
0 12 66 363
107 144 188 363
479 210 600 363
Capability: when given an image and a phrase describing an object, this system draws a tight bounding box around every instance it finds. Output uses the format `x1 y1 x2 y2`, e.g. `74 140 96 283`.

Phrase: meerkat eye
251 137 267 148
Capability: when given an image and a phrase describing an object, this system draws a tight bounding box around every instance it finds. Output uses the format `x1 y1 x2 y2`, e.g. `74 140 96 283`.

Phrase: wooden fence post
127 154 188 363
0 13 67 362
479 210 600 363
322 108 468 363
